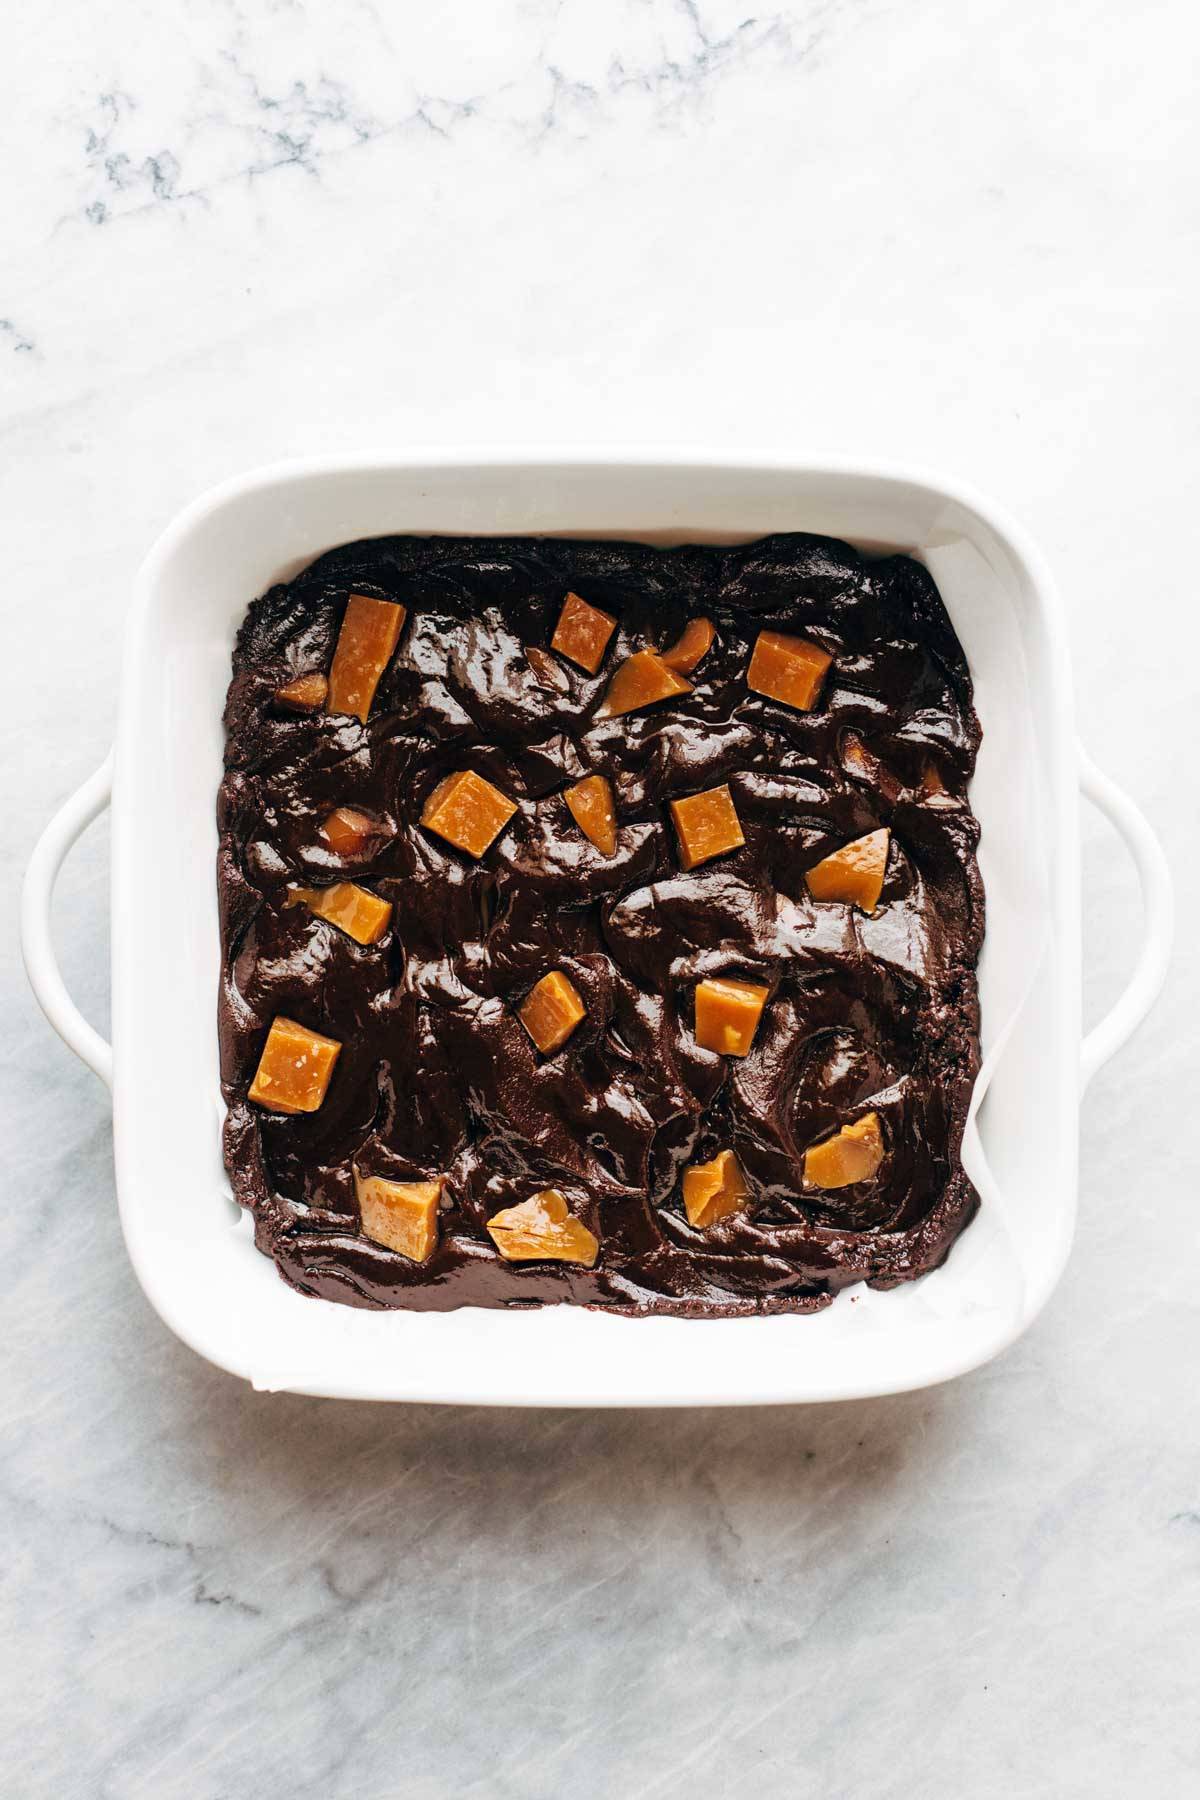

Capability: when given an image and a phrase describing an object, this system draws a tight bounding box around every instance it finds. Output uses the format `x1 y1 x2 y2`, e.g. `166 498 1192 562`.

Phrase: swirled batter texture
218 533 983 1315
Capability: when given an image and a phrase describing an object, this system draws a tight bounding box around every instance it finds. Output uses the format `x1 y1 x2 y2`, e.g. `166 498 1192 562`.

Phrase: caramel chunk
804 1112 884 1189
551 592 617 674
288 882 392 945
318 806 379 857
661 617 716 674
564 775 618 857
841 731 880 784
747 629 832 711
805 828 890 914
519 971 586 1054
694 977 769 1057
355 1169 443 1262
274 671 328 711
327 593 406 722
525 645 570 692
682 1150 748 1230
248 1016 341 1114
421 770 518 858
669 784 745 870
596 650 692 719
921 763 956 807
486 1188 599 1266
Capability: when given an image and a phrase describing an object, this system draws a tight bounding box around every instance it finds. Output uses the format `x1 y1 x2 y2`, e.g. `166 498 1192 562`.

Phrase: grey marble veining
61 0 844 229
3 0 1197 1794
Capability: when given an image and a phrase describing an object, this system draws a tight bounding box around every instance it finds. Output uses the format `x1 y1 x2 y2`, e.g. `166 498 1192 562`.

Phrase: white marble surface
3 1 1197 1793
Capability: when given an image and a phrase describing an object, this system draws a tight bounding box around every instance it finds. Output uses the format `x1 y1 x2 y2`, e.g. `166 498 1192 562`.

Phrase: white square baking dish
22 454 1172 1405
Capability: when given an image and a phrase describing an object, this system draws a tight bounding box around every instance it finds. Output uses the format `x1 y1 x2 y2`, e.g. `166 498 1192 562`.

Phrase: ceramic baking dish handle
1078 745 1173 1092
21 754 115 1090
15 743 1175 1102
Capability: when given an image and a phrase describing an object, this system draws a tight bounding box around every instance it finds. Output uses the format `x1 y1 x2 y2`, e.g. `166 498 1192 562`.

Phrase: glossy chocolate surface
218 533 983 1315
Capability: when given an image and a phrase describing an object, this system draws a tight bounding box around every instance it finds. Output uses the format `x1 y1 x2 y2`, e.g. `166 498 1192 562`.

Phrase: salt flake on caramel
682 1149 748 1230
661 617 716 674
486 1188 599 1266
669 784 745 871
747 629 832 712
596 650 692 719
551 592 617 674
248 1016 341 1114
274 671 328 710
694 977 769 1058
805 828 890 914
804 1112 884 1189
420 770 518 858
355 1169 443 1262
327 593 406 722
288 882 393 945
519 971 586 1054
564 775 618 857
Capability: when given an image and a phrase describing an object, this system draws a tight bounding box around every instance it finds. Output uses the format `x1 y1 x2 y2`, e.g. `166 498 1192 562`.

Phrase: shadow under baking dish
110 454 1079 1405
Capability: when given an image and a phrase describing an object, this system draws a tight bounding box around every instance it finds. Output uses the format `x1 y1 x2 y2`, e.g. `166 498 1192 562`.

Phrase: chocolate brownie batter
218 533 983 1315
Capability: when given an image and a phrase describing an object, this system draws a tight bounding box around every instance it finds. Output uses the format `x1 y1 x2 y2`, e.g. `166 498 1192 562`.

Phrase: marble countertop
3 1 1197 1794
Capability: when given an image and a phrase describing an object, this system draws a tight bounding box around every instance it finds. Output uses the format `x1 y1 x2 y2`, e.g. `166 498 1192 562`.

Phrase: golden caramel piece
421 770 518 858
486 1188 599 1266
804 1112 885 1189
519 971 586 1054
287 882 393 946
747 629 832 712
840 731 880 784
248 1016 341 1114
355 1169 443 1262
596 650 692 719
318 806 379 857
669 784 745 871
694 977 770 1057
327 593 407 722
805 828 891 915
274 671 328 710
682 1150 749 1230
564 775 618 857
921 763 956 807
551 592 617 674
661 616 716 674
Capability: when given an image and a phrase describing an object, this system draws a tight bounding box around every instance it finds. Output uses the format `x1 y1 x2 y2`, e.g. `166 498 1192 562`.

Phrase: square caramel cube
520 971 586 1054
248 1016 341 1114
694 977 769 1058
327 593 407 722
551 592 617 673
747 629 832 712
355 1169 444 1262
421 770 518 858
669 784 745 870
288 882 393 945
